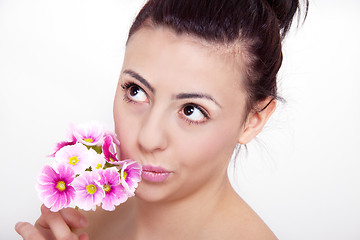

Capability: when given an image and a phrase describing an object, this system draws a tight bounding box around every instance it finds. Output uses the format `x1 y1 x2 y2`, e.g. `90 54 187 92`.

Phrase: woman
15 0 307 239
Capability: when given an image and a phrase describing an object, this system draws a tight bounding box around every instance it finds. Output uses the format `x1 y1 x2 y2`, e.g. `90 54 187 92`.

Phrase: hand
15 204 89 240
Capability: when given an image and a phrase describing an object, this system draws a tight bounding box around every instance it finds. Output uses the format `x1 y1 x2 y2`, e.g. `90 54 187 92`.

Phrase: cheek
175 123 237 170
115 119 134 160
113 97 139 160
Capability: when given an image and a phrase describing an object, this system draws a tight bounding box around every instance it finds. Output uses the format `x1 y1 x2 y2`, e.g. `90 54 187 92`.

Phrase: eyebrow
123 69 155 93
175 93 222 108
123 69 221 108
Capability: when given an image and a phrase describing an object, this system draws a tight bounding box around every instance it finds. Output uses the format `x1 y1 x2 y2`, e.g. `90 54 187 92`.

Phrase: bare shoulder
76 198 135 239
206 192 278 240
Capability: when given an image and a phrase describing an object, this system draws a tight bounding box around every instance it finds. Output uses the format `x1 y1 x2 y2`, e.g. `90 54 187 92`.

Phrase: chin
134 181 180 203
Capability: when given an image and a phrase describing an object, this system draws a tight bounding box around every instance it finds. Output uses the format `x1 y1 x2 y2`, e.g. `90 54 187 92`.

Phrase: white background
1 0 359 239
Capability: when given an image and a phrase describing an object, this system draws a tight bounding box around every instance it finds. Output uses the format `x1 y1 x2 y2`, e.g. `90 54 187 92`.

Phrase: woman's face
113 27 248 202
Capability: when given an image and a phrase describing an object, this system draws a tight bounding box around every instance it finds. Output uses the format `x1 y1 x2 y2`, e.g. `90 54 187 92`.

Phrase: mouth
141 165 172 183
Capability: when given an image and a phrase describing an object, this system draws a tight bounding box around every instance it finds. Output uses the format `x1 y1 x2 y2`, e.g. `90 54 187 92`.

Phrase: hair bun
265 0 308 37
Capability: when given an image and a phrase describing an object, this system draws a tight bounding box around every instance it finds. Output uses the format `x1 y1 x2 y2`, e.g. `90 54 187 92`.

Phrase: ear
238 98 276 144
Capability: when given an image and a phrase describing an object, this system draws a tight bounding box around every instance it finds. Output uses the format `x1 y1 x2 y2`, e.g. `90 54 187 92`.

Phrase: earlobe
238 99 276 144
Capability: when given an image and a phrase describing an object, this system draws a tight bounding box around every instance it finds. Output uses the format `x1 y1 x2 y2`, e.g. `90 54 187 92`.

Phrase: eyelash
120 81 210 125
179 103 210 125
121 81 146 104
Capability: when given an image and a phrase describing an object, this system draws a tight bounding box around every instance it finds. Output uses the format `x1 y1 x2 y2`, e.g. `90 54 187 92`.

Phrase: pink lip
141 165 172 183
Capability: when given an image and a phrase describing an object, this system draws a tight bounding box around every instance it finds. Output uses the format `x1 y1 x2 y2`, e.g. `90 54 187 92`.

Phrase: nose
137 106 168 153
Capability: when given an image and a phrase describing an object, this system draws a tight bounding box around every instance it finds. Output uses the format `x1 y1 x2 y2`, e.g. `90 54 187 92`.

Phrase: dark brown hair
127 0 308 114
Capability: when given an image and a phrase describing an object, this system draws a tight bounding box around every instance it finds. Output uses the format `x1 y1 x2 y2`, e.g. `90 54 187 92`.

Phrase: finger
37 205 77 240
15 222 45 240
35 205 57 229
59 208 88 229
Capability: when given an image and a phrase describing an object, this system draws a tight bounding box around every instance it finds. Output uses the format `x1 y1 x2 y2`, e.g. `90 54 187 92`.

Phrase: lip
141 165 172 183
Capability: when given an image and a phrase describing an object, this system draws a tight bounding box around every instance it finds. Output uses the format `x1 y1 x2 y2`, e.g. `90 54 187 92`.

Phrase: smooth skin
16 26 277 240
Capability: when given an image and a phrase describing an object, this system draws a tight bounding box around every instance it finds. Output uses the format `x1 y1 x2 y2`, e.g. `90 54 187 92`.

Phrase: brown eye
126 85 148 102
181 104 207 123
183 105 195 116
129 86 141 97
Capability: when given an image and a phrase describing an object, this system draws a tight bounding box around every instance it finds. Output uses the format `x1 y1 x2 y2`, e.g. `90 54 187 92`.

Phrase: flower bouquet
36 122 142 212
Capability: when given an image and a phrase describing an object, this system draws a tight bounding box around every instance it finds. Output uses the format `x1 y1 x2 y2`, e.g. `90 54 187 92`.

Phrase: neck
131 174 235 239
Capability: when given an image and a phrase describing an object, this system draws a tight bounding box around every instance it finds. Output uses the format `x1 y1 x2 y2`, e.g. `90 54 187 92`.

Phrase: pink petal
49 135 77 157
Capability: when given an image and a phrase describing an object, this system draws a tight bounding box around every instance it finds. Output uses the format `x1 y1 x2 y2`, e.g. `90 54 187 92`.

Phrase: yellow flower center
103 184 111 192
123 170 128 181
84 138 94 143
56 181 66 191
69 156 79 165
96 164 102 169
86 184 97 195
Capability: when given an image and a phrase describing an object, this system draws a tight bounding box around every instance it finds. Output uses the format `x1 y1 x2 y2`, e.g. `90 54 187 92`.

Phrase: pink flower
98 168 128 211
55 143 92 174
36 164 76 212
37 122 140 212
89 148 106 171
104 131 120 146
49 135 77 157
73 122 104 146
72 171 104 211
115 160 142 196
102 135 119 163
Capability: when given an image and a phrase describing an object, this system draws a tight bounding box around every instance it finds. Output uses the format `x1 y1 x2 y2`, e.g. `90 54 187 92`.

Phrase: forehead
123 26 246 98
